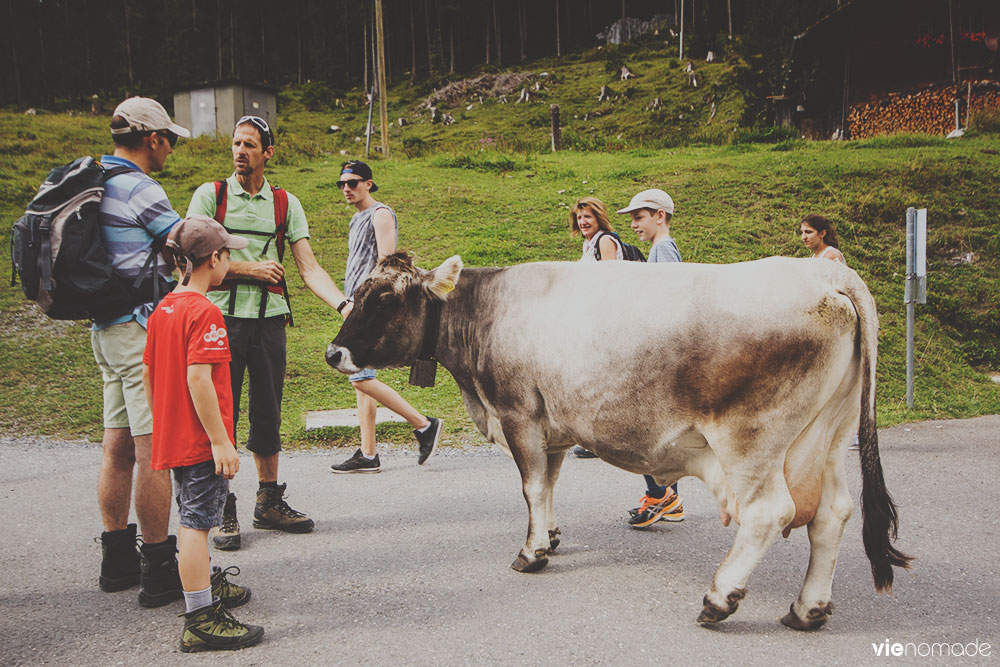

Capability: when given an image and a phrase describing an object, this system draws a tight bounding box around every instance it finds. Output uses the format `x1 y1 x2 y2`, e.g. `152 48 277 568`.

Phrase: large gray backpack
10 156 170 321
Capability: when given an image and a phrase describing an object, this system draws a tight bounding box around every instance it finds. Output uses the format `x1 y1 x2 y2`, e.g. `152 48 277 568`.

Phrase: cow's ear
425 255 463 300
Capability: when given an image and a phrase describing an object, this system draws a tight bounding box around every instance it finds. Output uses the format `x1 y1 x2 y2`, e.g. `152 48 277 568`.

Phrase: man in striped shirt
93 97 189 608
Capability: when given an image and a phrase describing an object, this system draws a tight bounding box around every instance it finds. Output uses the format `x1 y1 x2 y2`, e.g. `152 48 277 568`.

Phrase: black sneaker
253 483 315 533
138 536 184 608
415 417 442 465
211 565 251 609
331 448 382 474
98 523 141 592
180 599 264 653
211 492 241 551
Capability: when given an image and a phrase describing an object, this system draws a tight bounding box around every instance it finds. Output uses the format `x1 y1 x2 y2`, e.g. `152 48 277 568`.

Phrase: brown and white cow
326 252 911 629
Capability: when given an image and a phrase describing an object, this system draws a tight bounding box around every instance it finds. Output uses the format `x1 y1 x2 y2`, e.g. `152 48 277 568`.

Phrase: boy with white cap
143 215 264 652
617 189 685 528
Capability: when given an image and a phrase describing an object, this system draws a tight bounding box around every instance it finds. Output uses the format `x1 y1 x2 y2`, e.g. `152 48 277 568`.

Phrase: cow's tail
843 271 914 592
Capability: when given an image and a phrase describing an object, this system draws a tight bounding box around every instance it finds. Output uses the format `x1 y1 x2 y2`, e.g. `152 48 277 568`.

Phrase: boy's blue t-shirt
649 236 682 263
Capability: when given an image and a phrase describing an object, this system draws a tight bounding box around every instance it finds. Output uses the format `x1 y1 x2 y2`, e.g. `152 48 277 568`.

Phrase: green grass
2 102 1000 446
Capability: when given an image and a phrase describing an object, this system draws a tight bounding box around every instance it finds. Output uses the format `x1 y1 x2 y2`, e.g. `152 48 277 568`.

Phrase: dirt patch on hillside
423 72 541 108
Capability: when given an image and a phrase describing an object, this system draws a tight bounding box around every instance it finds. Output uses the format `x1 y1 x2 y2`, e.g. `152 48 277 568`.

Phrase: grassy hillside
2 100 999 446
276 37 748 157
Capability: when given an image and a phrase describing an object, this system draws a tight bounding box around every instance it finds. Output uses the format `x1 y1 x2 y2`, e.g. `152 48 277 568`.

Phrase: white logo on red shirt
161 305 174 314
204 324 228 346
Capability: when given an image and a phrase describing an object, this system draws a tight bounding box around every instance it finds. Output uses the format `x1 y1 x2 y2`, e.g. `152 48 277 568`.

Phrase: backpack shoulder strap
594 230 622 261
101 165 138 181
272 186 288 262
213 180 228 224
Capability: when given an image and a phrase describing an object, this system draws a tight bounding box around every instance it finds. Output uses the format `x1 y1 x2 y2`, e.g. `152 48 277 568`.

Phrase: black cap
341 160 378 193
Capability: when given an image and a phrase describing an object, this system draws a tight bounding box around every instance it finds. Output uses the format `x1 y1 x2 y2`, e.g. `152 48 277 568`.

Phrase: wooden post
679 0 684 59
967 81 972 128
550 104 561 152
375 0 390 158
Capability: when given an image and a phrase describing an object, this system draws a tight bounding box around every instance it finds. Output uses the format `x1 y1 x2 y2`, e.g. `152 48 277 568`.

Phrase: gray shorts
172 459 229 531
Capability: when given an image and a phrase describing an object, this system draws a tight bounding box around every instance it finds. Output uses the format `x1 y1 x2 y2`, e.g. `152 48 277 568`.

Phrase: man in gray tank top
330 161 442 474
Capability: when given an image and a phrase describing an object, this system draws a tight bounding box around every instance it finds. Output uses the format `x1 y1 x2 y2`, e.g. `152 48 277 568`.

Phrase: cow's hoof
780 601 834 631
697 589 746 624
511 550 549 573
547 528 562 554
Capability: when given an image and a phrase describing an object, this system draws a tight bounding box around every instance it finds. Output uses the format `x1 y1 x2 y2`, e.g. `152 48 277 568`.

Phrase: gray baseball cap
166 215 248 285
110 97 191 138
617 189 675 216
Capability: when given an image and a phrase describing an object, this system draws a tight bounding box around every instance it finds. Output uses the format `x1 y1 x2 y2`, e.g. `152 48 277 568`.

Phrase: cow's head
325 252 463 374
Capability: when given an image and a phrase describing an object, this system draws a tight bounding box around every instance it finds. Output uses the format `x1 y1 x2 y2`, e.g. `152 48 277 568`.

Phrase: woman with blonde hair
570 196 624 262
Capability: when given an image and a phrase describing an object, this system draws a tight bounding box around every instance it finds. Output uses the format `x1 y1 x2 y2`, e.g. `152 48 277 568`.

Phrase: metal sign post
905 207 928 408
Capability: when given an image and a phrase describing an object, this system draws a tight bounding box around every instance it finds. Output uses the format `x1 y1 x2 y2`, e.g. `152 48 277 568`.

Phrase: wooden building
774 0 1000 139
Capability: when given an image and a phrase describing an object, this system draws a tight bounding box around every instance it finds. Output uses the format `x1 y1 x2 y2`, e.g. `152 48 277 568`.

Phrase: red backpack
210 180 293 325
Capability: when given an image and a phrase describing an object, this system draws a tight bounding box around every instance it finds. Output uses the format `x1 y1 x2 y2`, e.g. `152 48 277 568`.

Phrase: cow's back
461 257 861 456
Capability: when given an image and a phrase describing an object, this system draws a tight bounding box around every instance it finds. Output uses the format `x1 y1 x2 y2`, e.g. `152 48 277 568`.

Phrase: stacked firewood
847 83 1000 138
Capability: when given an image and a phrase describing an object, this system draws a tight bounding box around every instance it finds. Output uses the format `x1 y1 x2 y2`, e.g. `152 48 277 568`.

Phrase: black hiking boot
98 523 141 592
253 483 315 533
138 535 183 608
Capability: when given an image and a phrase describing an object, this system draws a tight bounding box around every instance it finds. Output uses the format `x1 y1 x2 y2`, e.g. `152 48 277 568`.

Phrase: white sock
184 585 213 614
416 421 431 433
362 452 376 460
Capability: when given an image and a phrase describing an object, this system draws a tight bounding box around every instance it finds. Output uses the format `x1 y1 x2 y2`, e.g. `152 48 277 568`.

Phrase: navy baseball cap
340 160 378 193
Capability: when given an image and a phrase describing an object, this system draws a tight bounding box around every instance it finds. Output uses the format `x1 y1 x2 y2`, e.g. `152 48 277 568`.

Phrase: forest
3 0 841 112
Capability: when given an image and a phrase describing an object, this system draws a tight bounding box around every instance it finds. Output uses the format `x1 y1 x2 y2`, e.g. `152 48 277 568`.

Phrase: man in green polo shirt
187 116 349 550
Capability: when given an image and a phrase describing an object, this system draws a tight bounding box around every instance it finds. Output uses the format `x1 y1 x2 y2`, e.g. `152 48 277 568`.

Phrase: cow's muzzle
325 344 361 374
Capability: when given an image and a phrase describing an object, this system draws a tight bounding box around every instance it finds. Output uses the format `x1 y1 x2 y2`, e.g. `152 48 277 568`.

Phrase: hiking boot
180 599 264 653
415 417 442 465
628 491 685 529
571 445 598 459
138 535 184 607
331 448 381 474
211 565 251 609
252 483 315 533
98 523 141 592
211 492 241 551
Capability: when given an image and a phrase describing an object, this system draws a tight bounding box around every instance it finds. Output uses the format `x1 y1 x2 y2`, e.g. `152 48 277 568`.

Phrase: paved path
1 416 998 665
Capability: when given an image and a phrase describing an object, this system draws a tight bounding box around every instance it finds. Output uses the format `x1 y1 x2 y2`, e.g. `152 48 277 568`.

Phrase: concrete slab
305 407 408 430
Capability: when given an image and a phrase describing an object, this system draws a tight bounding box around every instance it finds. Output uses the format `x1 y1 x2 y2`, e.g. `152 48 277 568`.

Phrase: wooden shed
776 0 1000 139
173 80 278 139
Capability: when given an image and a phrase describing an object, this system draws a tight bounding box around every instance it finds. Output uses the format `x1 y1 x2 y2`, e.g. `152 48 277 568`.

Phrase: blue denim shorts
349 368 376 382
172 459 229 531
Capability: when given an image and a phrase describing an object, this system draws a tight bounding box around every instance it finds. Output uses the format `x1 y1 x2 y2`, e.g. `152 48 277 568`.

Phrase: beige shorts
91 320 152 435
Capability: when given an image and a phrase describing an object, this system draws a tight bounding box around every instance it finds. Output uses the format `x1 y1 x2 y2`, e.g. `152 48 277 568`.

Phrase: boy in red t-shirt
142 215 264 652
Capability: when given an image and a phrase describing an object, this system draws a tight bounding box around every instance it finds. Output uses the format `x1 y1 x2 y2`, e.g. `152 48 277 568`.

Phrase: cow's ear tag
409 359 437 387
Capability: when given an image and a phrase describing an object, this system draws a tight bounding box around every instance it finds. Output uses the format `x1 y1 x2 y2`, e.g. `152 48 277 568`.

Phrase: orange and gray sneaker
628 491 684 528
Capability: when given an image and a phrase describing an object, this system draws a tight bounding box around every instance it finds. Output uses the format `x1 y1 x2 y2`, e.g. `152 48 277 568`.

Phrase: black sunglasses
145 130 178 147
152 130 178 147
336 178 366 189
